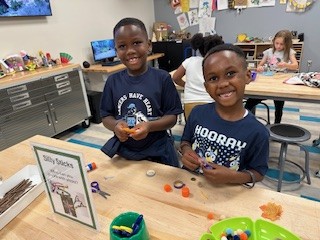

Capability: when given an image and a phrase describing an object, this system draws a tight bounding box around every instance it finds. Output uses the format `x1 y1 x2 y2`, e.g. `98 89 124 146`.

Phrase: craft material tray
200 216 300 240
0 165 44 230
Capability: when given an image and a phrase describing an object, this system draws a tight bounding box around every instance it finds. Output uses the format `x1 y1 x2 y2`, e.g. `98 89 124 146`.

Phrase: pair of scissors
91 181 110 199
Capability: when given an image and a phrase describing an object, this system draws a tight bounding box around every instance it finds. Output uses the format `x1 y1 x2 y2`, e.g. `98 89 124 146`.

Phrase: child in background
180 44 269 186
172 33 224 120
245 30 299 124
100 18 183 167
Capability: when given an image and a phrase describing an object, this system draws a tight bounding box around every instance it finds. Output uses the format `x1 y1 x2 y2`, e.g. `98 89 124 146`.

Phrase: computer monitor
90 39 117 62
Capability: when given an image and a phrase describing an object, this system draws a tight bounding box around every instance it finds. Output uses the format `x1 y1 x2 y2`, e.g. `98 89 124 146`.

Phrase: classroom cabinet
0 65 91 150
152 40 192 72
234 42 304 71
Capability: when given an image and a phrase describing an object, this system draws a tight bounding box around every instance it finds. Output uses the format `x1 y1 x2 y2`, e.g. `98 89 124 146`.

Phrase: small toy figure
39 50 49 67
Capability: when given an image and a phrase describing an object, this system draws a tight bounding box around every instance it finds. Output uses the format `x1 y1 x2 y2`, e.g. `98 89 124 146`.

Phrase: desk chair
266 123 311 192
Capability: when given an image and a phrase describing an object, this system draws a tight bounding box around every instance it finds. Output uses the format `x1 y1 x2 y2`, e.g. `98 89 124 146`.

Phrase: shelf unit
0 65 91 151
234 42 304 71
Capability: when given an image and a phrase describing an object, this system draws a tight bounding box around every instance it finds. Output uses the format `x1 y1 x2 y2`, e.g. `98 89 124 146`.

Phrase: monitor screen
91 39 117 62
0 0 52 17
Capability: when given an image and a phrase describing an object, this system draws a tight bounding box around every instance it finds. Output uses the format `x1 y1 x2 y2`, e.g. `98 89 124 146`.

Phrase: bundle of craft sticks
0 179 34 215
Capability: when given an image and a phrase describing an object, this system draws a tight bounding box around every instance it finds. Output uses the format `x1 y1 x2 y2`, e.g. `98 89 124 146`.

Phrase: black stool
255 102 270 125
266 123 311 192
243 100 270 125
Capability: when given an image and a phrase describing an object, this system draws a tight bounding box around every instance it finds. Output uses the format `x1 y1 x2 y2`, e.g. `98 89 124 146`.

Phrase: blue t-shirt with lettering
100 66 183 150
181 103 269 175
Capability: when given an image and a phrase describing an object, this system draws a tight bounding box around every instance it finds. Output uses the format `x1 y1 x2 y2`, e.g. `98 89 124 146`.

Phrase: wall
154 0 319 72
0 0 155 64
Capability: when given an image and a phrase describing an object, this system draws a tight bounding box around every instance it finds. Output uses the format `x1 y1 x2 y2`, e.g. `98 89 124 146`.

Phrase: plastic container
110 212 149 240
199 217 300 240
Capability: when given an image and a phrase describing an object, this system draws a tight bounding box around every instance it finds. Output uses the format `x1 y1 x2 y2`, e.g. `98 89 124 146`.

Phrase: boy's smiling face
114 24 151 76
203 50 251 110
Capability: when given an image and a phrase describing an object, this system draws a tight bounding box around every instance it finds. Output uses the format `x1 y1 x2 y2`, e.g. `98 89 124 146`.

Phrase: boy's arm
102 116 129 142
180 141 201 171
203 165 263 186
148 114 177 132
102 116 123 132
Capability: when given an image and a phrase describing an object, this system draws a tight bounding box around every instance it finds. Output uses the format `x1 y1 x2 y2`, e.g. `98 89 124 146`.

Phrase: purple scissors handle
91 181 110 198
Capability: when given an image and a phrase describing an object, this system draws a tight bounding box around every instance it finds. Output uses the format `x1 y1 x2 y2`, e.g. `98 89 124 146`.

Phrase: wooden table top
245 73 320 103
0 135 319 239
0 64 80 89
82 53 164 74
170 70 320 103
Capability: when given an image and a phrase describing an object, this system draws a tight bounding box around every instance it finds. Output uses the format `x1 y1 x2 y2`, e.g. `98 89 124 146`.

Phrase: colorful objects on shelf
60 52 73 63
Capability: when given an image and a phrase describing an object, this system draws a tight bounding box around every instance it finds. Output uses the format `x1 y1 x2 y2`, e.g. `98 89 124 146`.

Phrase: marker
131 214 144 235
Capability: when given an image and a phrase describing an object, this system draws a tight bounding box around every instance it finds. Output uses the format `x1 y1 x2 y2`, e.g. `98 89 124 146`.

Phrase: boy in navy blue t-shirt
180 44 269 186
100 18 183 167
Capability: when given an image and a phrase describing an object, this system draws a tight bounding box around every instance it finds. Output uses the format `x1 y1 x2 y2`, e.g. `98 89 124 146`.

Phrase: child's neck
216 106 247 122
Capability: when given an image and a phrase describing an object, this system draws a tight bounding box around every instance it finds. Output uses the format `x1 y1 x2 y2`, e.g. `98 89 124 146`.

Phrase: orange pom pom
164 184 172 192
181 186 190 197
122 127 136 134
207 212 214 220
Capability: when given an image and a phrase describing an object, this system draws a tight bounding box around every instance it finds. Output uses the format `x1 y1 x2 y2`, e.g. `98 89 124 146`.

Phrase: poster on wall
198 0 212 17
286 0 307 12
190 0 200 8
181 0 190 12
234 0 248 9
217 0 229 10
247 0 275 8
199 17 216 35
32 143 99 230
177 12 190 30
188 9 199 26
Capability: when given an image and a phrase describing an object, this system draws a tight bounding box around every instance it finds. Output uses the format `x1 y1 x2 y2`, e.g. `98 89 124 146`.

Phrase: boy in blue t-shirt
100 18 183 167
180 44 269 186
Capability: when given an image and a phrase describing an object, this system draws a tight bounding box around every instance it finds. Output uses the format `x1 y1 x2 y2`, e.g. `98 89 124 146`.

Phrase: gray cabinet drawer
0 95 46 115
44 83 82 101
42 70 80 87
0 102 56 147
4 80 43 96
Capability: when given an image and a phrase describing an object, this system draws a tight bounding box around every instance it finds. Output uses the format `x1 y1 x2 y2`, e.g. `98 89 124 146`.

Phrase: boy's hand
202 163 235 184
181 149 201 171
114 121 130 142
129 122 150 141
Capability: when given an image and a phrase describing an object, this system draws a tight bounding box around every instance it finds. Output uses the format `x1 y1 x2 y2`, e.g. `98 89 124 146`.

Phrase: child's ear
245 69 252 84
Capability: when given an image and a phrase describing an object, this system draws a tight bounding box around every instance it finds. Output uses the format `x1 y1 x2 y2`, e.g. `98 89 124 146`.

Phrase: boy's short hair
113 17 148 38
203 44 248 70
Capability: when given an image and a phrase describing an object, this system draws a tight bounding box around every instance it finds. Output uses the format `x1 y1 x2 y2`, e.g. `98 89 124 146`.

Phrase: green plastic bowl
110 212 149 240
199 233 215 240
255 219 301 240
209 217 254 239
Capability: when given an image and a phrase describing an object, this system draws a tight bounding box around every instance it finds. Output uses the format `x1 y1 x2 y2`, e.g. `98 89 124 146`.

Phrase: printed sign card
31 142 99 230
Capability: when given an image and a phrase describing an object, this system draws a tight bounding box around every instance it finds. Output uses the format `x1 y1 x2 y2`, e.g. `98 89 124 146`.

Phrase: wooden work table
82 53 164 74
82 53 164 92
245 73 320 103
170 71 320 104
0 135 319 239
